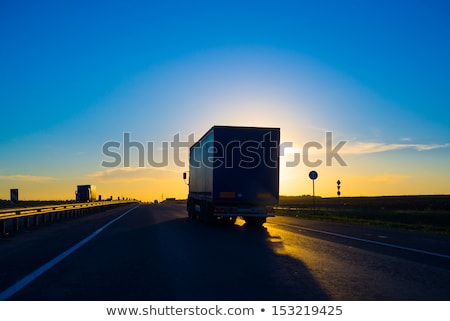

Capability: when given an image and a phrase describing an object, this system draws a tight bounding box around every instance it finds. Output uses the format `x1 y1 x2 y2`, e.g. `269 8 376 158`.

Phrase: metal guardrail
0 201 137 236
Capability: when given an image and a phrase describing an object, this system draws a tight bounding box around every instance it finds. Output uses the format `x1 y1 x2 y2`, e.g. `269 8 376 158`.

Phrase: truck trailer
76 185 97 202
184 126 280 226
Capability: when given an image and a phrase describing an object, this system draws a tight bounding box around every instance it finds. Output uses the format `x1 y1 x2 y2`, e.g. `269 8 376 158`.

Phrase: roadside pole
309 171 318 214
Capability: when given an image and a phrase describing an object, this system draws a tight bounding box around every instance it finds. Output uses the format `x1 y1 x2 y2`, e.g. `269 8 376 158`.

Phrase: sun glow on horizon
1 46 449 201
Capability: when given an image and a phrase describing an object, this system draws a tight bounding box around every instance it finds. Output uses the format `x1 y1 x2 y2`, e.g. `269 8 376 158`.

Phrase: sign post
308 171 318 214
336 179 341 214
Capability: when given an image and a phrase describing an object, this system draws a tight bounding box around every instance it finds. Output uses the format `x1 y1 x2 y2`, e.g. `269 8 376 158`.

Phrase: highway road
0 203 449 300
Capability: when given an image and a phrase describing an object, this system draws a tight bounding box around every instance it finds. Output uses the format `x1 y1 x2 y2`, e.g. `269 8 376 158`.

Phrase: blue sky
1 0 449 200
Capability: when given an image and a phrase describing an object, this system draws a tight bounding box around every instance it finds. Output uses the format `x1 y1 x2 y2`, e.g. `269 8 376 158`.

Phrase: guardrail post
14 218 19 232
26 216 31 229
1 221 6 236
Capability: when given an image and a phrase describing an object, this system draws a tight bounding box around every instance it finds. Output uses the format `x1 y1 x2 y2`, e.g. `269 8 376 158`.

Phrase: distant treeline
2 195 450 211
279 195 450 211
0 200 74 209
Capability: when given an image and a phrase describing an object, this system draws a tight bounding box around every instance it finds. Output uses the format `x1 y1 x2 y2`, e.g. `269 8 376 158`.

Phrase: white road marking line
272 222 450 260
0 205 140 301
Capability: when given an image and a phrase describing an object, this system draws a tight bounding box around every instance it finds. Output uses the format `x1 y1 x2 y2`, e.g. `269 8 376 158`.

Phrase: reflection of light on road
235 218 308 258
274 221 450 259
266 224 301 257
264 222 338 299
264 222 330 278
236 218 310 260
236 219 317 266
235 218 246 227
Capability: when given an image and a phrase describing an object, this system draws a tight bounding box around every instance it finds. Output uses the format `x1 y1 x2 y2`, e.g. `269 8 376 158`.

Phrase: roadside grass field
276 195 450 235
0 200 75 209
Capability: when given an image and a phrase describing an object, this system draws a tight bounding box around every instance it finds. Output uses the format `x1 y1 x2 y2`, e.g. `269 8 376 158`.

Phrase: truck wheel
188 208 195 219
200 201 209 223
187 199 196 219
200 201 218 224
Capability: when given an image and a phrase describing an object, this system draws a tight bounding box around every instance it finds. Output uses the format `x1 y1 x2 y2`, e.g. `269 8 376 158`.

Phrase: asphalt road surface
0 203 449 300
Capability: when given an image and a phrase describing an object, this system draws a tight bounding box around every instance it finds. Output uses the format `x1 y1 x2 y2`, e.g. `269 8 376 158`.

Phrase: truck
75 185 97 202
184 126 280 226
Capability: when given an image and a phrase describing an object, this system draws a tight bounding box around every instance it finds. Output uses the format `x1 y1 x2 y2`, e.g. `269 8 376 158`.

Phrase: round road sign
309 170 318 180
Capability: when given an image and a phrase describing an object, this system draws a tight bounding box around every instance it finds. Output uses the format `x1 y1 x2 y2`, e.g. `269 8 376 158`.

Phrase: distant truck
184 126 280 226
76 185 97 202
